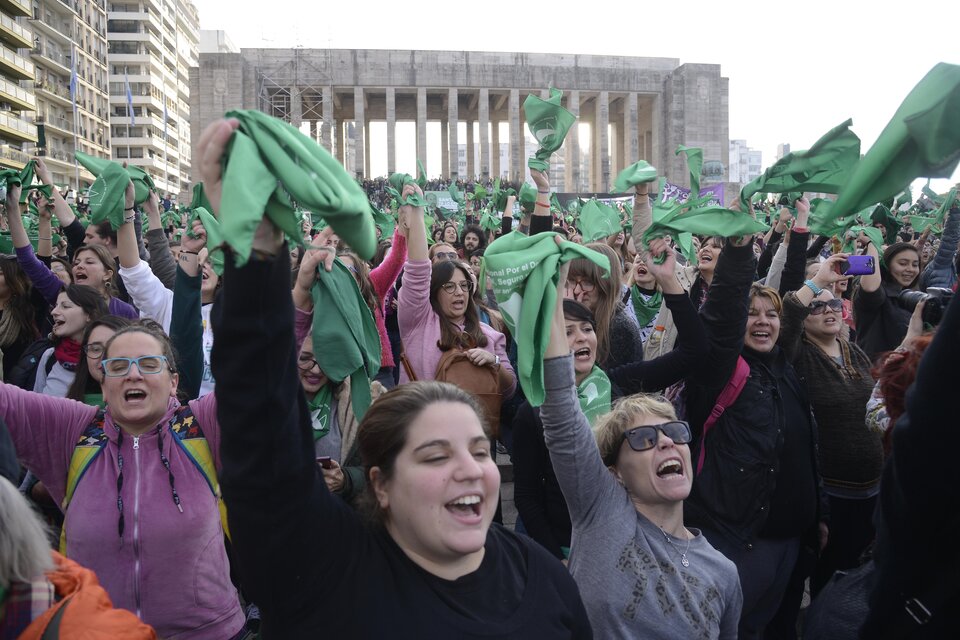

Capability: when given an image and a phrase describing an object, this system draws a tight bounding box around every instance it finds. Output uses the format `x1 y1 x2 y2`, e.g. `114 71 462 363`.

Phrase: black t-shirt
415 524 527 622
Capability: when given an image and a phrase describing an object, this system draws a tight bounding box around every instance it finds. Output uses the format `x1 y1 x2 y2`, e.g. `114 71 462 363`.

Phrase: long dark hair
53 285 108 344
0 256 39 347
880 242 920 290
429 260 488 351
66 315 131 401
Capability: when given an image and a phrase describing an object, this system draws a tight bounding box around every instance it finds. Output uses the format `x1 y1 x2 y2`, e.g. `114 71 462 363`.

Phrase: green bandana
643 200 768 264
387 169 429 208
76 152 155 207
524 88 577 172
482 231 609 406
909 215 940 234
492 178 517 212
479 209 500 232
518 182 538 214
869 204 902 244
219 109 376 265
822 63 960 227
190 182 214 212
579 199 622 243
188 207 226 275
578 366 612 426
740 119 862 209
613 160 658 193
85 160 130 230
372 205 396 238
308 384 334 440
676 145 703 198
310 258 381 421
631 286 663 328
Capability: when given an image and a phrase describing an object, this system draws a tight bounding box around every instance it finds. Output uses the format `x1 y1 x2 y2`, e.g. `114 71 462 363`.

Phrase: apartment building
107 0 197 199
0 0 37 173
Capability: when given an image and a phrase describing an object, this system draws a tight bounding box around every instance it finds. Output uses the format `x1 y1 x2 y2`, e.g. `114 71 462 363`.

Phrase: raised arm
369 226 407 300
629 181 652 249
206 119 362 627
144 194 176 290
541 257 622 526
7 184 62 305
610 238 708 393
33 158 79 232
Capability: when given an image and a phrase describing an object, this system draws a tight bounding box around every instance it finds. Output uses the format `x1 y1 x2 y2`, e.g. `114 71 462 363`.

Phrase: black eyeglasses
297 354 320 371
440 281 471 295
808 299 843 315
620 421 692 453
82 343 105 358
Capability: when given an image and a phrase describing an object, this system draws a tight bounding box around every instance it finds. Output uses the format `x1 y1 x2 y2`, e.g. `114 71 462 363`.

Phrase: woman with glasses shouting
397 183 515 398
538 253 742 638
0 320 247 639
779 253 882 598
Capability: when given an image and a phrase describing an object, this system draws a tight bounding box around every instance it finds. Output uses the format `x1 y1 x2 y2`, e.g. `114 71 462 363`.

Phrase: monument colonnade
190 49 730 193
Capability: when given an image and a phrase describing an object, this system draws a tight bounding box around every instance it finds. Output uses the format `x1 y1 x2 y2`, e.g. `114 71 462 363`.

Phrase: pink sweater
370 228 407 368
397 259 516 396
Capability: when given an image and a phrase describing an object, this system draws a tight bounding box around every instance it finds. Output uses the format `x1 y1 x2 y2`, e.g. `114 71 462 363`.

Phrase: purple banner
660 182 725 206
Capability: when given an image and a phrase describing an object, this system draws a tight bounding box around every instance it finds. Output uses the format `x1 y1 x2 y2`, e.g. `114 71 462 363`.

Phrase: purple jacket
0 384 245 639
397 259 516 395
15 244 138 319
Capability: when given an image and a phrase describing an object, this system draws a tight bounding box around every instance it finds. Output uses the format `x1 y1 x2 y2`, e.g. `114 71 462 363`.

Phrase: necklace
660 527 691 567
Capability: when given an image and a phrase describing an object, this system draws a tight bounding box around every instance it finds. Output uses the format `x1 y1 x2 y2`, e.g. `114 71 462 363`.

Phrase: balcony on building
34 74 72 107
0 75 35 111
0 11 33 49
35 113 74 137
0 0 32 19
31 8 74 46
0 142 30 169
0 110 37 143
31 41 71 76
0 42 35 80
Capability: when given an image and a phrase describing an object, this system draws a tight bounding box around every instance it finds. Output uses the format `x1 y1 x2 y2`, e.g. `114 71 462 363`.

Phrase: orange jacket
18 552 156 640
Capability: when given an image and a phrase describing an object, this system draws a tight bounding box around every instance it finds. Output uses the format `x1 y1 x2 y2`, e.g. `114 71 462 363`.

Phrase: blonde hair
594 394 678 467
0 477 53 588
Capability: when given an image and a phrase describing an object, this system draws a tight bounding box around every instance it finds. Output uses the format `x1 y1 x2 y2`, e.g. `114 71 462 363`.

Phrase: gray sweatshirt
540 355 742 640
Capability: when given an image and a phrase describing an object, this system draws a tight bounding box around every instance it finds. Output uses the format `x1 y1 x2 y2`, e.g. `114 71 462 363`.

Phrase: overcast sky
191 0 960 191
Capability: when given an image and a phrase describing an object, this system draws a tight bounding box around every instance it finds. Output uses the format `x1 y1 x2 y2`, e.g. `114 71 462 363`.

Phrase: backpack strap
60 411 109 555
696 356 750 476
169 406 231 541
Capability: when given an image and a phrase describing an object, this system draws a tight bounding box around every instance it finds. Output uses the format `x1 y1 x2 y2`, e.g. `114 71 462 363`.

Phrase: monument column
441 116 449 179
595 91 610 192
509 89 521 182
565 90 580 193
290 86 302 127
353 87 365 177
491 117 500 180
321 86 334 154
448 88 459 179
364 121 371 179
466 119 474 179
478 88 489 180
417 88 427 175
335 121 345 165
386 87 396 175
624 92 638 168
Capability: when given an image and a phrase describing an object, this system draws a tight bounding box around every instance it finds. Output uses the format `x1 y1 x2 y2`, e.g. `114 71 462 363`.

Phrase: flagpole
70 43 80 191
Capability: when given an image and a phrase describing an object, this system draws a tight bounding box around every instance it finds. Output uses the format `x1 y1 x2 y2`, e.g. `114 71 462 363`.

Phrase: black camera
897 287 954 326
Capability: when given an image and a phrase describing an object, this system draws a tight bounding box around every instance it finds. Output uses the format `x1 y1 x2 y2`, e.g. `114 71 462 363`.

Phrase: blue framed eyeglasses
101 355 171 377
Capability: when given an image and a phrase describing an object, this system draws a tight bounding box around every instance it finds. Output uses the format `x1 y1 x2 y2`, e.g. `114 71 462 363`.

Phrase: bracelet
124 206 136 211
803 279 823 296
180 250 199 255
538 190 550 194
37 236 52 240
536 200 550 207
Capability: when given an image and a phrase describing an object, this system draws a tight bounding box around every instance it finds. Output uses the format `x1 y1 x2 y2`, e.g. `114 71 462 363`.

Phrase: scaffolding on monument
254 48 330 144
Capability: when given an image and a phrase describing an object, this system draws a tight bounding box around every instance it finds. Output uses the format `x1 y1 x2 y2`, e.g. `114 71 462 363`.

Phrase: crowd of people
0 111 957 640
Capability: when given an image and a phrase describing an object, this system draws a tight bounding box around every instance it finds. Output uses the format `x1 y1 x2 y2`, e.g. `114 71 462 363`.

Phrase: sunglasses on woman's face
808 299 843 315
620 421 692 453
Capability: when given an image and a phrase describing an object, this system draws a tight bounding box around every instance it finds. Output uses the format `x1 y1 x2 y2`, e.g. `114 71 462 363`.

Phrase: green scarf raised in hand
483 231 609 406
525 88 577 173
